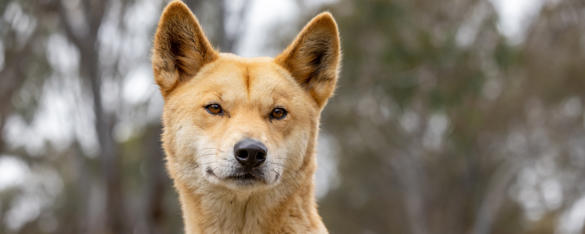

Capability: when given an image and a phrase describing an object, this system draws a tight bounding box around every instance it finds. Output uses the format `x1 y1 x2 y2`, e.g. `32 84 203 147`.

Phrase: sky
490 0 548 43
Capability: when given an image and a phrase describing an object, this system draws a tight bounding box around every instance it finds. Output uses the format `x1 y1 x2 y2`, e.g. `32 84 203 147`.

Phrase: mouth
227 173 257 180
207 167 267 185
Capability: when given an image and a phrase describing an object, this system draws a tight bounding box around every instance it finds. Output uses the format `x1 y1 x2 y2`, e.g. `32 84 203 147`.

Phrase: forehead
183 55 303 102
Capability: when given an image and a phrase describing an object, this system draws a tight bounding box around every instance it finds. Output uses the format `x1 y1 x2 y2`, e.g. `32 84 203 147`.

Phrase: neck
176 167 326 234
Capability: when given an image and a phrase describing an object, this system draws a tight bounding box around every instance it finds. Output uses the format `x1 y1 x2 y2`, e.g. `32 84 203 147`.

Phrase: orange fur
151 1 341 233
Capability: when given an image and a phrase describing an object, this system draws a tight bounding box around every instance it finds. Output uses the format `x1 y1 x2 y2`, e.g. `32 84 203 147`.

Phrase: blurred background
1 0 585 233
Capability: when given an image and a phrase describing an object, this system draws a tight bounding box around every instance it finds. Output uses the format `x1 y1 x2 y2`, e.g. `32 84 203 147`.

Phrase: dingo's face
162 57 320 190
152 2 340 192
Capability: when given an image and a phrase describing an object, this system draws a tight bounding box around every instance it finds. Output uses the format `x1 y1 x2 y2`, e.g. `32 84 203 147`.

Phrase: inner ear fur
151 0 218 96
275 12 341 108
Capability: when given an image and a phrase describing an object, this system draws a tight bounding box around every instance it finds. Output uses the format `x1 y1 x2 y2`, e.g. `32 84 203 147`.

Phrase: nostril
236 150 249 160
256 152 266 162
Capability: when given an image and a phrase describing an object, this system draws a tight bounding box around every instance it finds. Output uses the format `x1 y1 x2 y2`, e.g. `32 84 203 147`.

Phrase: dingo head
152 1 340 192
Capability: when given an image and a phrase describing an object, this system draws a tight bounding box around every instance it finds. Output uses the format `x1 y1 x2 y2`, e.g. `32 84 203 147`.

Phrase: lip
227 173 259 181
227 170 268 183
207 167 266 184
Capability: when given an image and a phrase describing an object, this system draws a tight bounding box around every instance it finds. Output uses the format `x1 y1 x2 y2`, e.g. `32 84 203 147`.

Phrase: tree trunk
143 124 168 234
55 0 126 233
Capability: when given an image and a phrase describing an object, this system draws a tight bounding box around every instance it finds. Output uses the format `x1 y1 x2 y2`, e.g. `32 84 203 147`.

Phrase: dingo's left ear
152 1 217 97
276 12 341 108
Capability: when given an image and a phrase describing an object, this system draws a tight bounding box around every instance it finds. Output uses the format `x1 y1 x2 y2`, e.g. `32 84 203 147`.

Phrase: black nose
234 138 267 168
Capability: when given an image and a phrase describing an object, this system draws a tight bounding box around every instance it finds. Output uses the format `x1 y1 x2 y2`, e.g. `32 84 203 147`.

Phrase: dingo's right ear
152 0 217 96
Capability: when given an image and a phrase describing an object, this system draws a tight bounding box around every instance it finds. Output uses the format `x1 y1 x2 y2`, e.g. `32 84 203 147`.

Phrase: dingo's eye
270 107 287 120
205 104 223 115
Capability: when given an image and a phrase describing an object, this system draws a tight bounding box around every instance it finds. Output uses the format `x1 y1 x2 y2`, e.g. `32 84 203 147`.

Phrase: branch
470 159 523 234
85 0 110 38
56 0 83 49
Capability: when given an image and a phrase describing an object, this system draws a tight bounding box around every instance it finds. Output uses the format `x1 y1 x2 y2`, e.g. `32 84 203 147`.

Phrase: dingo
151 1 340 233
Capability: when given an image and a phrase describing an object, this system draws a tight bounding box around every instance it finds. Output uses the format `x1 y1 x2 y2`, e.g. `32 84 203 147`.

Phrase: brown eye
270 107 287 120
205 104 223 115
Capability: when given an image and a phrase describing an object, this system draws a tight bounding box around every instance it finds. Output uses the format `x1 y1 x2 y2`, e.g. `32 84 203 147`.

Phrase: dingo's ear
276 12 341 108
152 0 217 96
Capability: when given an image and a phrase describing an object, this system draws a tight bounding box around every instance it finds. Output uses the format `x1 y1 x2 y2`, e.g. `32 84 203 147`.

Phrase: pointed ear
151 1 218 96
275 12 341 108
